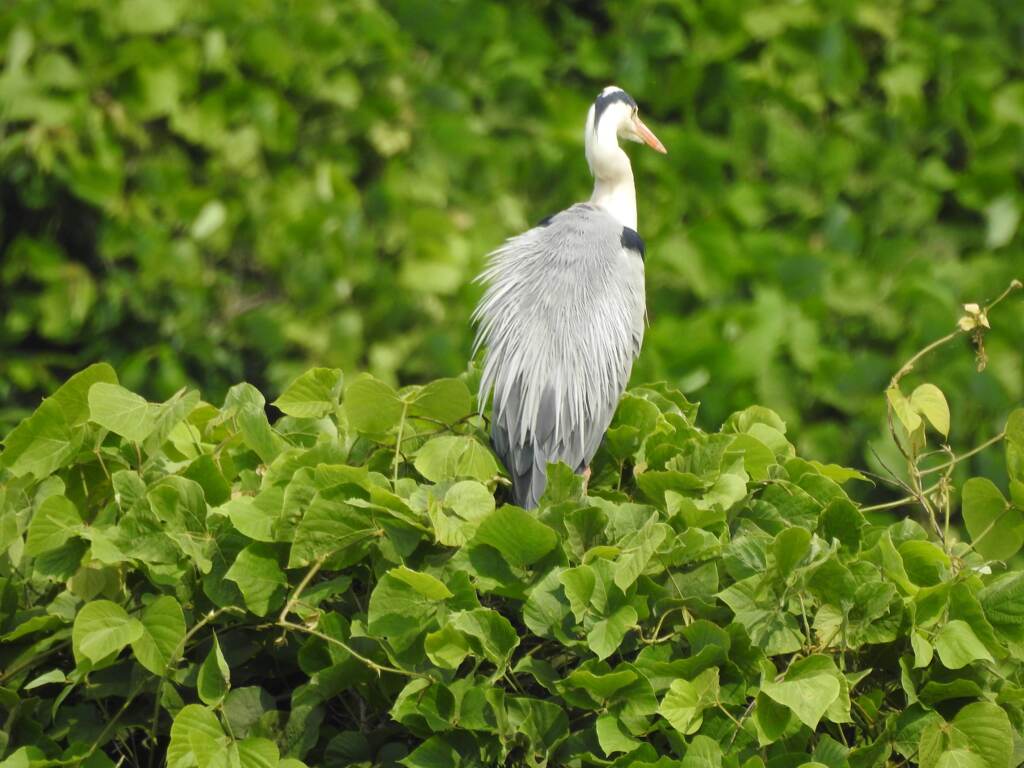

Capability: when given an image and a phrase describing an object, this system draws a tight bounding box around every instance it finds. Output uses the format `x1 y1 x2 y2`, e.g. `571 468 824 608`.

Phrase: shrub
1 290 1024 767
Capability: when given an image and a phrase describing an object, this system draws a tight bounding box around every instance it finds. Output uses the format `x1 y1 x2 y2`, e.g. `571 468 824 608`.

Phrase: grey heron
472 85 666 508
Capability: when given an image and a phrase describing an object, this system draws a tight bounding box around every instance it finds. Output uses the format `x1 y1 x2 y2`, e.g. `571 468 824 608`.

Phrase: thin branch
0 639 72 685
890 329 961 388
278 620 429 680
147 607 238 768
278 556 326 624
920 430 1005 476
393 402 409 485
984 278 1023 313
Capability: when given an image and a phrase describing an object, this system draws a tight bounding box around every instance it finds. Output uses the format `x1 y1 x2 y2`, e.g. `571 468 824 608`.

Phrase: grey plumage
472 203 646 508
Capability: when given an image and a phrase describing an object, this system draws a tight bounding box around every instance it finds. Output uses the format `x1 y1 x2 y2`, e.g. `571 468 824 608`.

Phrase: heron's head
586 86 667 155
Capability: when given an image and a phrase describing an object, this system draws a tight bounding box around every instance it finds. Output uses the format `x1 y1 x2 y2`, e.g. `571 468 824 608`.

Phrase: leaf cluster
3 364 1024 767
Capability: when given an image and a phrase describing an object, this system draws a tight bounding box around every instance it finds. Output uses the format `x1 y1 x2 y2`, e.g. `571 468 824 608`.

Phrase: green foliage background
2 0 1023 474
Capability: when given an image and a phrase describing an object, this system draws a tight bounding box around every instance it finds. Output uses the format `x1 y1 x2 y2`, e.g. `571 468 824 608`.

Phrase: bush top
2 349 1024 766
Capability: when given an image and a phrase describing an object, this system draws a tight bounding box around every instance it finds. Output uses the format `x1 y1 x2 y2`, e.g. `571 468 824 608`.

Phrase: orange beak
634 116 667 154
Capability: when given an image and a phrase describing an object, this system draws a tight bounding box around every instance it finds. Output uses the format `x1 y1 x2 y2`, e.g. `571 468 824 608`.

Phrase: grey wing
472 204 646 508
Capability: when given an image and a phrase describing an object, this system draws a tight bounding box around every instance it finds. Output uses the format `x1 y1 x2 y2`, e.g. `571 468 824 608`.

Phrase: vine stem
880 278 1022 544
919 430 1005 476
276 556 427 680
146 607 238 768
277 621 428 680
278 556 326 624
393 401 409 485
889 329 961 389
860 482 943 513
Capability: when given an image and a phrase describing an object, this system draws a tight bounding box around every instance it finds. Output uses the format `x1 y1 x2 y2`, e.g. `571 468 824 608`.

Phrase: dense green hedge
2 293 1024 765
2 1 1022 476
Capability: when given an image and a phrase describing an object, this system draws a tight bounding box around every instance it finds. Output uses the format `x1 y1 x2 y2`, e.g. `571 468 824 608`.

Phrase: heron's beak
634 117 667 154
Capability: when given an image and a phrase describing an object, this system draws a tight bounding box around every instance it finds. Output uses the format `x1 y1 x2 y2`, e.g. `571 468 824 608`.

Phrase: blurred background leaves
1 0 1022 475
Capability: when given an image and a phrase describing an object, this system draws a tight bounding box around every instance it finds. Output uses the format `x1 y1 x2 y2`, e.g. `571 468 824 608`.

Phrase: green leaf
424 624 469 669
807 460 869 484
587 605 637 660
25 495 83 557
934 620 994 670
220 487 285 543
613 514 668 591
819 498 867 550
659 668 720 735
717 577 803 655
451 608 519 668
343 374 403 433
235 737 280 768
400 735 463 768
899 540 950 586
952 701 1013 768
773 526 811 577
130 595 186 675
223 687 276 739
24 669 66 690
237 405 283 464
444 481 494 520
595 713 641 756
961 478 1022 561
49 363 120 426
167 704 225 768
910 384 950 437
760 673 840 730
911 632 934 668
979 573 1024 626
198 633 231 706
984 195 1020 249
88 382 158 443
727 433 776 482
273 368 343 418
560 566 596 622
367 572 439 649
681 735 723 768
934 750 987 768
887 386 922 433
1 364 116 478
565 668 637 700
225 543 287 616
0 397 79 479
415 435 499 483
408 378 473 424
120 0 184 35
288 486 378 568
389 566 453 600
1006 409 1024 482
752 692 792 746
472 506 558 568
145 389 200 453
72 600 144 664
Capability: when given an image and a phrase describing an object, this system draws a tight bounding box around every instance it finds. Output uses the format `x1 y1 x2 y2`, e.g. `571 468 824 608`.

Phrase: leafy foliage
1 0 1023 477
3 339 1024 766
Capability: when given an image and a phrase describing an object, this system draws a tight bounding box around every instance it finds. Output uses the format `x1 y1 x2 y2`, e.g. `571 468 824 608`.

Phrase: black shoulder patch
594 89 637 133
621 227 645 260
536 213 556 227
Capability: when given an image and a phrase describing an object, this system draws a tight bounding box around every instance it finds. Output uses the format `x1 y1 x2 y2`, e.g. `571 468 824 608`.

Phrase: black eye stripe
593 89 637 133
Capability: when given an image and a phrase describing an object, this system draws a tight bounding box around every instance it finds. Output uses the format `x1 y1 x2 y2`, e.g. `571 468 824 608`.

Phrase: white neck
585 116 637 229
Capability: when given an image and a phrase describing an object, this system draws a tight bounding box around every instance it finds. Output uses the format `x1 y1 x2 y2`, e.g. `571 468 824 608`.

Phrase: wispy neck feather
585 110 637 230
